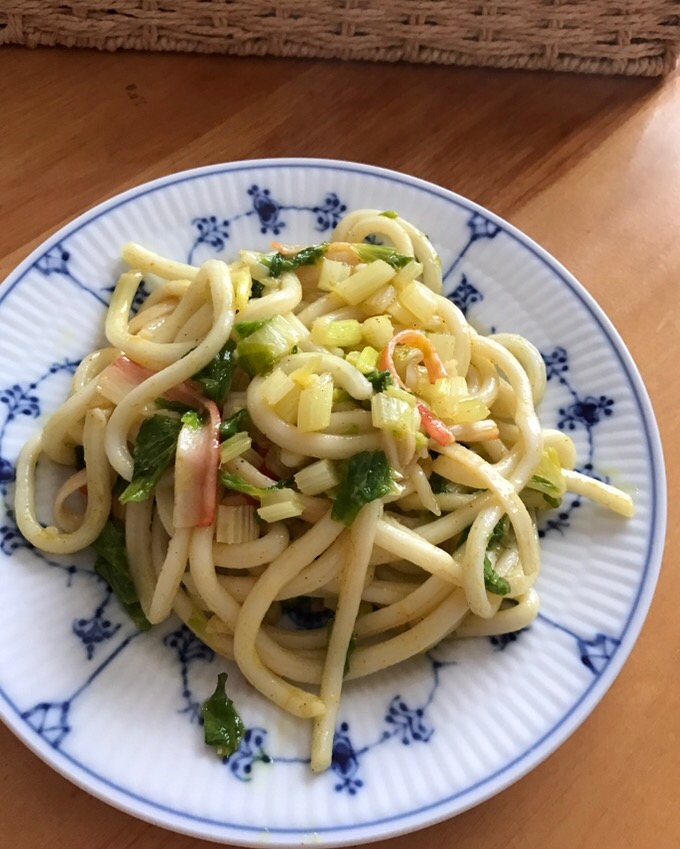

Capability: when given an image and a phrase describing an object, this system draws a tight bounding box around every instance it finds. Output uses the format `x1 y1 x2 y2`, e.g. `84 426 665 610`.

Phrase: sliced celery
398 282 438 324
257 488 304 522
297 376 333 432
428 333 458 365
451 397 490 423
334 260 396 305
318 258 351 292
387 299 420 328
274 384 302 423
262 368 298 406
346 346 379 374
216 505 259 544
362 315 394 350
231 263 253 313
386 384 417 406
371 392 420 435
219 432 252 464
289 356 323 388
294 459 339 496
392 260 424 291
363 284 396 316
310 319 363 348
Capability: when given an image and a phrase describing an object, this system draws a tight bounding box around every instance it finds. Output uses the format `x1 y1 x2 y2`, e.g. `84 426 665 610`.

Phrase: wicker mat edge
1 16 679 76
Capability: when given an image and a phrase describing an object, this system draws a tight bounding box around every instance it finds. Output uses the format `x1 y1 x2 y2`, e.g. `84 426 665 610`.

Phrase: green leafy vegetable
250 280 265 299
332 451 393 526
219 408 250 442
155 398 196 415
364 370 393 392
379 210 399 219
542 493 562 509
92 520 151 631
354 243 411 269
119 415 183 503
233 318 272 340
191 340 237 407
201 673 245 759
483 555 511 596
263 244 328 278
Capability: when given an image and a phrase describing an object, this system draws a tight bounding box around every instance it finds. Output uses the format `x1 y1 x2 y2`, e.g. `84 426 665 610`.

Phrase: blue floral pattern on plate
187 187 348 264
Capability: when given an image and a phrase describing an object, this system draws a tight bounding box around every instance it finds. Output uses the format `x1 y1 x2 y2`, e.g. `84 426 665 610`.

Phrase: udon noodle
15 209 634 772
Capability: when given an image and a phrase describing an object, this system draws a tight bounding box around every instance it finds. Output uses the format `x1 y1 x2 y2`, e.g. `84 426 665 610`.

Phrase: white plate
0 159 666 846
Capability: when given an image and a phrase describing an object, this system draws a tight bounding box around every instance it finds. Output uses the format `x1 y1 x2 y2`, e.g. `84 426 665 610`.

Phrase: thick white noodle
106 271 196 369
105 260 235 479
213 524 290 569
562 469 635 517
15 409 111 554
53 469 88 532
237 273 302 322
121 242 199 281
311 501 381 771
148 527 192 624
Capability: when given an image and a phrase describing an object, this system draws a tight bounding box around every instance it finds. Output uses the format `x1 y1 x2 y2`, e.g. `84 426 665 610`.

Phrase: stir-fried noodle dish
15 209 634 771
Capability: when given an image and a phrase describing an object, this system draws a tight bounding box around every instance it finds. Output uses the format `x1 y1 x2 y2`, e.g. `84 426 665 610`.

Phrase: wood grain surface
0 45 677 849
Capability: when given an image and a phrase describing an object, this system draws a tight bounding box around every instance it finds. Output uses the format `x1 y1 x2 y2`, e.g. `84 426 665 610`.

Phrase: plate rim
0 157 667 846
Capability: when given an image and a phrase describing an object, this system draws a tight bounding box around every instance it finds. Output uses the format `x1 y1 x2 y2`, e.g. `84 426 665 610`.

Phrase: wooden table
1 45 677 849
